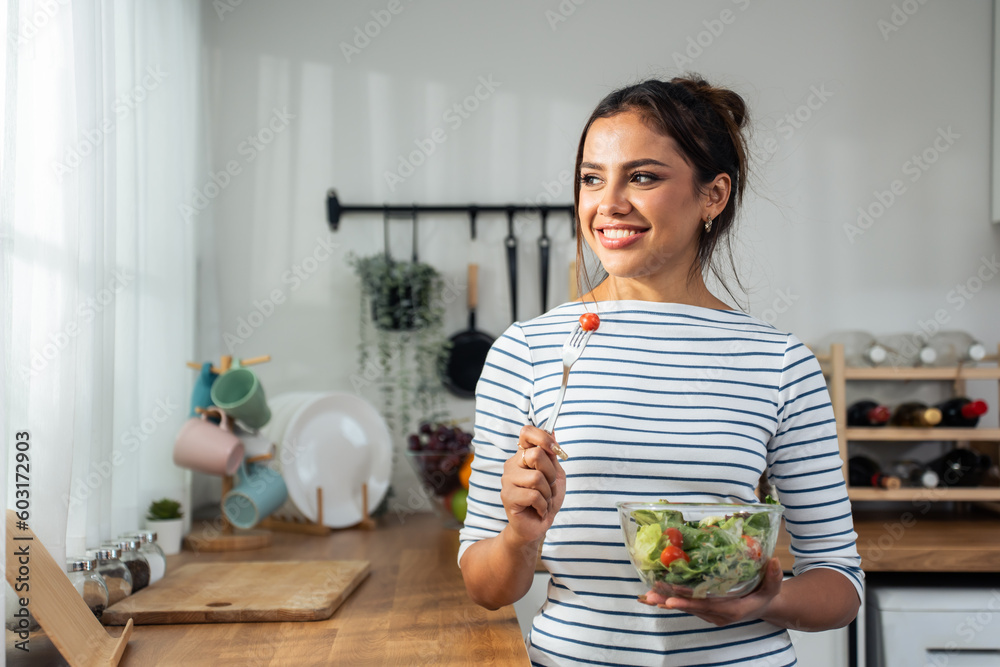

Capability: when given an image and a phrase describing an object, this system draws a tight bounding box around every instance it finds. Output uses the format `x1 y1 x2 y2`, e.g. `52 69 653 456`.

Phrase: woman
458 76 862 666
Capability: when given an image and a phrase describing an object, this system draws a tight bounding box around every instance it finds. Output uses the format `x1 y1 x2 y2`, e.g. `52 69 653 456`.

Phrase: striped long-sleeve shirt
458 300 863 667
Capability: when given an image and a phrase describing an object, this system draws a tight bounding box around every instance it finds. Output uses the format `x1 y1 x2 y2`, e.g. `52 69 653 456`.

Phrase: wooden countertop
774 510 1000 573
6 513 528 667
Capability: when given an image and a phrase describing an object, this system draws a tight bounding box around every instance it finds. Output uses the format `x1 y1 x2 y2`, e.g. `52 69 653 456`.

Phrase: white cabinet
789 627 851 667
867 582 1000 666
513 572 549 638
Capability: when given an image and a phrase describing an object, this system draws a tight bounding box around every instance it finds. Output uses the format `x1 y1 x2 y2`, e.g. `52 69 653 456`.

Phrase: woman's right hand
500 425 566 546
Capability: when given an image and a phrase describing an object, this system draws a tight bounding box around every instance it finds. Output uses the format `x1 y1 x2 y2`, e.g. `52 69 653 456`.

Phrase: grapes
407 422 473 497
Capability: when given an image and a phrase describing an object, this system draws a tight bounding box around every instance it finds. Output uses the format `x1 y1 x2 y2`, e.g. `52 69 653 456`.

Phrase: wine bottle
926 449 992 487
928 331 987 367
846 400 891 427
848 456 901 489
811 331 887 367
934 398 988 427
890 402 942 427
892 460 939 488
878 333 937 368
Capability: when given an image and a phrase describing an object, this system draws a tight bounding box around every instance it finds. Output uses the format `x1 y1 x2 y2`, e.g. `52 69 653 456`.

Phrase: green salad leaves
628 503 778 599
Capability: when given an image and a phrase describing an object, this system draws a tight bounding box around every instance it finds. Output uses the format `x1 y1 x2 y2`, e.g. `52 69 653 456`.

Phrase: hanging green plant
349 253 450 438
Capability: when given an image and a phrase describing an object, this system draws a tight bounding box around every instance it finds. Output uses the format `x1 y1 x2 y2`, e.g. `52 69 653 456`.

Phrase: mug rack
325 188 575 239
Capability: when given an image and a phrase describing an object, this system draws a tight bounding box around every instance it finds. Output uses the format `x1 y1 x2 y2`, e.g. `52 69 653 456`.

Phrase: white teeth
602 228 637 239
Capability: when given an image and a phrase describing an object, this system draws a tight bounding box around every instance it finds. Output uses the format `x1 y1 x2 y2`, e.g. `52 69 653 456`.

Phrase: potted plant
146 498 184 555
349 253 449 438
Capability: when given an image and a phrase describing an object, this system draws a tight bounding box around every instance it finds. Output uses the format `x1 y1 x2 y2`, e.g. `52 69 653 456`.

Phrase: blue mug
222 461 288 529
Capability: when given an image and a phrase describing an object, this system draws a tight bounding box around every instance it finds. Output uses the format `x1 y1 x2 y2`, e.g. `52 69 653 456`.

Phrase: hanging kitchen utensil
410 206 419 262
505 208 518 323
383 206 391 260
538 208 550 313
442 263 496 398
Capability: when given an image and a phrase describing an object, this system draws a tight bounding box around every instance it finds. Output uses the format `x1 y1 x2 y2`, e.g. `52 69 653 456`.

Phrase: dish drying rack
183 354 375 553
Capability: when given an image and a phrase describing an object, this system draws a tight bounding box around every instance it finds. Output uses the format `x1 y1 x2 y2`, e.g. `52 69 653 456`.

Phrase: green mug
210 362 271 429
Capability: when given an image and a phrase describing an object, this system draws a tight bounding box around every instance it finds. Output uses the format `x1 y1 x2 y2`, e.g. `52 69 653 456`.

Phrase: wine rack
819 343 1000 503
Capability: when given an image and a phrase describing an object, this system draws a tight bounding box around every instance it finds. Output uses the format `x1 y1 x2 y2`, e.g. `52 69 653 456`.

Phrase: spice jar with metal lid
87 547 133 605
103 538 150 593
122 530 167 583
66 557 109 621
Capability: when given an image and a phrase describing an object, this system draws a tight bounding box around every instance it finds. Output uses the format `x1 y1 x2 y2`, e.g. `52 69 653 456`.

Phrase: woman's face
578 111 720 283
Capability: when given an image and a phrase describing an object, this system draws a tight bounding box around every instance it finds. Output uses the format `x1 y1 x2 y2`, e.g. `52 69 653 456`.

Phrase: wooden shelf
824 343 1000 505
843 366 1000 381
774 510 1000 572
846 427 1000 441
848 487 1000 502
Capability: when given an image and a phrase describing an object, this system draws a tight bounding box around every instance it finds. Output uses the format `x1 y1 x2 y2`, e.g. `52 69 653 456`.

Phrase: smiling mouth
595 226 648 248
600 228 639 239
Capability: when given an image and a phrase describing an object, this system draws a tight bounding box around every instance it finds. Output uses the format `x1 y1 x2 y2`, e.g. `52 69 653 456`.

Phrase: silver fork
541 324 594 459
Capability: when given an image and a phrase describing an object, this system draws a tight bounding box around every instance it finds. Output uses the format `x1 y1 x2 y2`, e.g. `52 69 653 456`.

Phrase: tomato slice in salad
742 535 762 560
665 527 683 549
659 545 691 567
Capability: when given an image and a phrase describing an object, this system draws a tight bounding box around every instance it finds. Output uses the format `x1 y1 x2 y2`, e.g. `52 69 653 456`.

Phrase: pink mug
173 407 244 476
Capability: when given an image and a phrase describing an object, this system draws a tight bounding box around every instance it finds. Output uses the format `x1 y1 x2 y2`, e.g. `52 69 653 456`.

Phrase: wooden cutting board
102 560 370 625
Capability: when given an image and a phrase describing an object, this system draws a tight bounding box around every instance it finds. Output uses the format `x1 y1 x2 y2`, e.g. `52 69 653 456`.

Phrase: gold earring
704 216 713 232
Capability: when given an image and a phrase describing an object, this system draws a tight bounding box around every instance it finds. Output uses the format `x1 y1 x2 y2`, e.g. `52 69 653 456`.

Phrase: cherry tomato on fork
579 312 600 331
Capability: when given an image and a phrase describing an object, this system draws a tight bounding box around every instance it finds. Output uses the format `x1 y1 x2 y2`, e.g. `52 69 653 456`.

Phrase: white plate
260 392 317 448
281 392 391 528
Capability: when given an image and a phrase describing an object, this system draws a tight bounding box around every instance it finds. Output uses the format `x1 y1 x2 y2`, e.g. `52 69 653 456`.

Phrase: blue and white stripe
459 301 863 666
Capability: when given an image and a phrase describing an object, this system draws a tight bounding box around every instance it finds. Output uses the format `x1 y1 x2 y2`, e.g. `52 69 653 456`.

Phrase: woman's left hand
640 558 783 627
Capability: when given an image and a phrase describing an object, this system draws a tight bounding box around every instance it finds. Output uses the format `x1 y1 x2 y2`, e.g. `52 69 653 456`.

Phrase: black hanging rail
326 189 576 239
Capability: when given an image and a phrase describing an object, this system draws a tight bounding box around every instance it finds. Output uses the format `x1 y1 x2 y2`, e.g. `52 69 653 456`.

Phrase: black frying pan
443 263 495 398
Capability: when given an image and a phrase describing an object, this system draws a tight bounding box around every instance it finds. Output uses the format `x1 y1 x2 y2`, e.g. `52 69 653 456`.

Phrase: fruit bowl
405 450 471 529
405 423 473 530
617 501 784 600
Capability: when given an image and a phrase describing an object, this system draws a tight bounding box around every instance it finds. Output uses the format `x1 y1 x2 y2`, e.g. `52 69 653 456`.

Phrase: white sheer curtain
1 0 202 565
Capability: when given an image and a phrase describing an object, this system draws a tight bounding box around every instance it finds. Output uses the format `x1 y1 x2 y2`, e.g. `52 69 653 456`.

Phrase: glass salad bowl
617 501 785 600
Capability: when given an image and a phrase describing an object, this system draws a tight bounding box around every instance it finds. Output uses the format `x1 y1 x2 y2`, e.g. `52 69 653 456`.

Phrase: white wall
195 0 1000 511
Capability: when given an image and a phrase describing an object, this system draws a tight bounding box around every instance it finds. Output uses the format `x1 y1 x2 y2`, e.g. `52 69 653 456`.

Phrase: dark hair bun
672 76 748 129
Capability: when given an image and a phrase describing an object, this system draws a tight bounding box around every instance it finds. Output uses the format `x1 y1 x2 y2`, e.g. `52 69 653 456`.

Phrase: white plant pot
146 518 184 555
